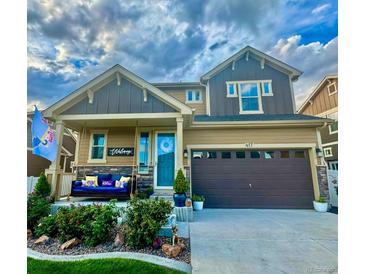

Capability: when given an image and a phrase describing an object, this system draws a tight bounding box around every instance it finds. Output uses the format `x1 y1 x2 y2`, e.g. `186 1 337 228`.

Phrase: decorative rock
162 243 182 258
152 237 163 249
34 235 49 245
60 238 81 250
114 232 125 247
27 229 32 239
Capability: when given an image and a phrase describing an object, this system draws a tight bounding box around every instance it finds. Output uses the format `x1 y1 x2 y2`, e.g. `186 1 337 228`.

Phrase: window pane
280 151 290 158
242 97 259 111
207 151 217 159
229 84 235 95
294 151 305 158
195 91 201 101
187 91 193 101
236 151 245 158
240 83 258 96
193 151 203 159
91 147 104 159
250 151 260 158
264 151 275 159
93 134 105 146
139 132 149 173
330 121 338 132
221 151 231 159
262 82 271 94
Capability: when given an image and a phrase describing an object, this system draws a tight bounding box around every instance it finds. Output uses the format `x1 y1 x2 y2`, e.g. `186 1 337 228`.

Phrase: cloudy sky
27 0 338 111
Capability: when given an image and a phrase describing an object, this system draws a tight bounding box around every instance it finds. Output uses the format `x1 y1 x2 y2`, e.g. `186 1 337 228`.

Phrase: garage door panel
191 149 314 208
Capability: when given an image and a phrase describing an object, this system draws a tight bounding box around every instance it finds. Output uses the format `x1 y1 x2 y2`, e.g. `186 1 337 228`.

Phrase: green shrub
56 201 121 246
137 192 148 199
192 194 205 202
27 193 51 230
317 196 328 203
34 172 51 197
123 198 173 248
173 169 189 194
35 214 58 237
146 186 154 196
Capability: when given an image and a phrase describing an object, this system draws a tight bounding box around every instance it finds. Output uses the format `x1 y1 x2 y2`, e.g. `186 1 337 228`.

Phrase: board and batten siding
61 78 177 115
301 79 338 116
208 57 294 116
78 127 136 165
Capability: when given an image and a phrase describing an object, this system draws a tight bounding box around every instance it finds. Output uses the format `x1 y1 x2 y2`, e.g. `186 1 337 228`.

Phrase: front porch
46 113 187 201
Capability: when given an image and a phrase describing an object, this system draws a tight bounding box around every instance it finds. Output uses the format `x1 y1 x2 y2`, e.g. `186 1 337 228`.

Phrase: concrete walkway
190 209 337 274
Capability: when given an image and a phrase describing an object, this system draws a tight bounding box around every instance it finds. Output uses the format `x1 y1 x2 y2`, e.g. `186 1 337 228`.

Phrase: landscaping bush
34 172 51 197
173 169 189 194
27 193 51 230
55 201 121 246
35 214 58 238
192 194 205 202
123 198 173 248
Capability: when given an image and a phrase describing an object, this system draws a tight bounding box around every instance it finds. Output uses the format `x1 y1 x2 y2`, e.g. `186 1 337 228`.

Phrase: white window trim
88 130 108 163
226 81 238 97
185 89 202 104
323 147 333 157
137 130 151 174
327 82 337 96
237 81 264 114
261 80 273 96
329 121 338 135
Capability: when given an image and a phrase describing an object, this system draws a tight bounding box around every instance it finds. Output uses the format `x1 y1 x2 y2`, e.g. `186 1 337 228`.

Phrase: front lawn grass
27 257 185 274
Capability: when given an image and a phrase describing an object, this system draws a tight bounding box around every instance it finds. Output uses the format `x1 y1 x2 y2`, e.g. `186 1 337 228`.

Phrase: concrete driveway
190 209 337 274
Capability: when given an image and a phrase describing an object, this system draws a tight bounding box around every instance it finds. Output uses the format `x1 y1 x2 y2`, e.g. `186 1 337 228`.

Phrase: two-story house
43 46 330 208
297 75 338 170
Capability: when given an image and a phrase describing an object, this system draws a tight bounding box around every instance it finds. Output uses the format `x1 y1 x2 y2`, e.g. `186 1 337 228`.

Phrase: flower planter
193 201 204 211
173 193 187 207
313 201 328 212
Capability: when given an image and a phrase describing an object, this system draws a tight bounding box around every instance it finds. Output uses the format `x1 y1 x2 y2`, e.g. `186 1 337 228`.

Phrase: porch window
238 82 263 114
138 132 150 174
89 132 107 162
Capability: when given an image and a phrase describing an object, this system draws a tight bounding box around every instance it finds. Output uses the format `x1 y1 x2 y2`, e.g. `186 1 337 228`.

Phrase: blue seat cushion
72 186 129 193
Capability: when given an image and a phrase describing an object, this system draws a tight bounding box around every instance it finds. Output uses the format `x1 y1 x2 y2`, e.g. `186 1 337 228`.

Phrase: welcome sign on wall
107 147 134 156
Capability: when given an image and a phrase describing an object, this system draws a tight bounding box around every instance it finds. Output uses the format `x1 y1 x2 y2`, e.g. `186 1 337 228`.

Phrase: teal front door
156 133 175 188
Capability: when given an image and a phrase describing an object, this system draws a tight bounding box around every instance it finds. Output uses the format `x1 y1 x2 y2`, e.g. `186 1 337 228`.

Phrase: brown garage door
191 150 314 208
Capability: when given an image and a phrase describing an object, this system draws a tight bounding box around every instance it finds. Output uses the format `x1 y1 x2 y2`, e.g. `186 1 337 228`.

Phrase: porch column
176 117 184 173
48 120 64 200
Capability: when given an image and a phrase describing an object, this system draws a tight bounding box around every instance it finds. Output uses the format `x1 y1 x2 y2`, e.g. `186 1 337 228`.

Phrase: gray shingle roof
194 114 327 122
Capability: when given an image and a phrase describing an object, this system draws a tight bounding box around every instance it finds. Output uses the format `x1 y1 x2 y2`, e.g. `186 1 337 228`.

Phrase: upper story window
88 130 107 163
327 82 337 96
238 82 263 114
226 82 237 97
186 89 202 103
261 80 273 96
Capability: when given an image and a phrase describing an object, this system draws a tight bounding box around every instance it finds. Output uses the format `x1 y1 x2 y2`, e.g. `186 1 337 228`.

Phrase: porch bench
70 173 136 200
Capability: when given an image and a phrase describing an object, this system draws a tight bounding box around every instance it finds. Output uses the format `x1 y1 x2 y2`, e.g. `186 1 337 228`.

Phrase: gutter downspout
316 122 328 166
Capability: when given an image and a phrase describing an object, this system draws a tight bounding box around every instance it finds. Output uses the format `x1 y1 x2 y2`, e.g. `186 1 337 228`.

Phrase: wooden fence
27 176 39 194
27 173 75 197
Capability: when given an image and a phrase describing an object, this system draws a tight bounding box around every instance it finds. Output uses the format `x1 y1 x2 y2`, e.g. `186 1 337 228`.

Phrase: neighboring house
297 75 338 170
27 112 77 176
43 46 330 208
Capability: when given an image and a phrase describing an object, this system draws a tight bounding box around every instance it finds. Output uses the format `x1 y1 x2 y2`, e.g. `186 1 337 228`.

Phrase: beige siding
78 127 136 165
165 90 206 115
184 127 318 146
302 79 338 116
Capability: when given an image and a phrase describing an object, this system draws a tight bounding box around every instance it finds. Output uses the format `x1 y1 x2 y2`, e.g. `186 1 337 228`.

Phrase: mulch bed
27 236 191 264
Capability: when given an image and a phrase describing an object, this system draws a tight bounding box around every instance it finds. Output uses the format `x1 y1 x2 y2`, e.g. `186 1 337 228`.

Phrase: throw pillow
81 179 88 187
120 176 131 183
101 180 114 187
85 176 98 187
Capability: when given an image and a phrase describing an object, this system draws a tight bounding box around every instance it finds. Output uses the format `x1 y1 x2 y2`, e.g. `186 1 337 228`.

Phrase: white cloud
269 35 338 109
312 4 331 15
27 100 47 111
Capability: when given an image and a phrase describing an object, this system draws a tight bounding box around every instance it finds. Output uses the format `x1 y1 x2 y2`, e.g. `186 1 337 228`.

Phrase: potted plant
313 196 328 212
173 169 189 207
192 194 205 211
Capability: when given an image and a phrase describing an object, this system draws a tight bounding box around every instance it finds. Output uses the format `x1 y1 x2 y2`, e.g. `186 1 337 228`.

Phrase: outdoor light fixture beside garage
316 148 323 157
184 149 188 158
